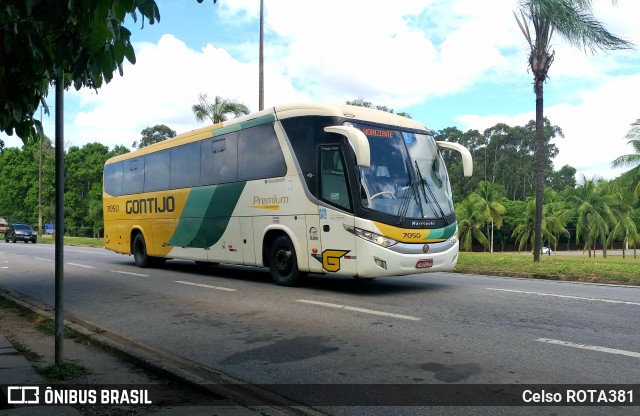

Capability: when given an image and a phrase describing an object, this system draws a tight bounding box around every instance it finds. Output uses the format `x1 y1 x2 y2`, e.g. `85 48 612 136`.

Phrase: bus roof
105 103 431 165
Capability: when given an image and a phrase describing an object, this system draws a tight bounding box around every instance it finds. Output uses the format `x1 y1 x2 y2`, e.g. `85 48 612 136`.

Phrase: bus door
318 146 357 275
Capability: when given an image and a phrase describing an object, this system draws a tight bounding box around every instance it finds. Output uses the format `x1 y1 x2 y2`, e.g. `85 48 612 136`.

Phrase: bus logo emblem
322 249 349 272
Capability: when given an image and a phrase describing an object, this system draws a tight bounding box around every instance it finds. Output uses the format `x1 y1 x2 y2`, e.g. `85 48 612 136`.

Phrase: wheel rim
275 247 293 276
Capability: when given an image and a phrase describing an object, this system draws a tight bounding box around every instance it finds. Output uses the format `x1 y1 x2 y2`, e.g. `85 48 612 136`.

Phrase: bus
103 103 472 286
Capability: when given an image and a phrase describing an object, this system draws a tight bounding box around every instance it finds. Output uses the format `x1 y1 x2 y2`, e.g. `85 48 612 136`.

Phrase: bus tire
269 235 306 286
133 233 151 268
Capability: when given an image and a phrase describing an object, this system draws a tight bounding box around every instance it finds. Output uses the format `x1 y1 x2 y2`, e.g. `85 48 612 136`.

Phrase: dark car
4 224 37 244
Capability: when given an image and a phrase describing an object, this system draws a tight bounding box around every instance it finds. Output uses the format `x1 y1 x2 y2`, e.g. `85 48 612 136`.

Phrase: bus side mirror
436 141 473 177
324 126 371 168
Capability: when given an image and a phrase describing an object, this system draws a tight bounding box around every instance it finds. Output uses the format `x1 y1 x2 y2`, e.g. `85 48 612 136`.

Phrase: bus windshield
353 123 455 220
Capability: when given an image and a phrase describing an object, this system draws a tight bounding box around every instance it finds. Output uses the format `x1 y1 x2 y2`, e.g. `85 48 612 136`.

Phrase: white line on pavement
109 270 149 277
535 338 640 359
487 288 640 306
175 280 237 292
35 257 52 262
67 263 95 269
296 299 422 321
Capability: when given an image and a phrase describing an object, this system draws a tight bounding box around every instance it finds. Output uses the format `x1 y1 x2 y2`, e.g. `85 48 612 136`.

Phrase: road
1 240 639 415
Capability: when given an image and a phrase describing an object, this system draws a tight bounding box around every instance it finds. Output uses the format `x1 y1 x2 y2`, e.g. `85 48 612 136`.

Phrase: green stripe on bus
422 222 457 240
211 115 275 137
212 124 241 136
168 182 246 248
240 114 276 129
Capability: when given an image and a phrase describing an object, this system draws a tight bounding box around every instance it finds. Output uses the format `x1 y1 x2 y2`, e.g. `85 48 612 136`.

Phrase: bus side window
104 161 124 196
237 124 286 181
201 134 238 185
319 147 351 211
144 150 170 192
170 142 201 189
123 158 144 195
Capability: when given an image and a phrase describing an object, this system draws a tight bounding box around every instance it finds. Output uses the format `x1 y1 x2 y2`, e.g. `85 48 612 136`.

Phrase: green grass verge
457 252 640 285
38 235 104 248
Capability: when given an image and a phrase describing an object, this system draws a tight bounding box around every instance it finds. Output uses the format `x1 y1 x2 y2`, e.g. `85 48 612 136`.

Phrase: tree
346 98 412 118
514 0 632 262
0 1 165 141
192 94 250 124
549 165 577 192
132 124 176 149
607 190 640 259
472 181 506 253
612 119 640 197
436 119 566 202
65 143 113 236
565 176 616 257
455 195 489 251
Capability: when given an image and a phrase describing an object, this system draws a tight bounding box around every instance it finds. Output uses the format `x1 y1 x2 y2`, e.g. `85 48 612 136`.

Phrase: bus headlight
448 231 459 245
344 225 398 248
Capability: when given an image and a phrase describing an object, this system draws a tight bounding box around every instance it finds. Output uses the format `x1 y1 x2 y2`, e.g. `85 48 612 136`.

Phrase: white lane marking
110 270 149 277
535 338 640 359
35 257 52 262
487 288 640 307
175 280 237 292
296 299 422 321
67 263 95 269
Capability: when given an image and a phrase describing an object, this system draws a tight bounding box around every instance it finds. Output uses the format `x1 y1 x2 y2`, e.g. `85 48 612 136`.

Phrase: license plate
416 259 433 269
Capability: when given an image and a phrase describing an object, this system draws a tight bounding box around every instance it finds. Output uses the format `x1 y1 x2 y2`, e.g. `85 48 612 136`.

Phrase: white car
541 247 552 255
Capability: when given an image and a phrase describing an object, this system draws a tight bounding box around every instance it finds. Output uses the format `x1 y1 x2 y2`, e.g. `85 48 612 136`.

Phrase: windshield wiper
397 177 423 225
414 161 448 225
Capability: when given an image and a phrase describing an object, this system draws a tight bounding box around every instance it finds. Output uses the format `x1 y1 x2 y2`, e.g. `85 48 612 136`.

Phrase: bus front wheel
269 235 306 286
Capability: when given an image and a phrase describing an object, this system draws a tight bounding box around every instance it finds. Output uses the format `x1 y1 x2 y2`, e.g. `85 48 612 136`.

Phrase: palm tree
564 176 617 257
472 181 506 253
512 197 566 253
514 0 632 262
543 189 571 251
456 196 489 252
607 188 640 259
192 94 250 124
612 119 640 197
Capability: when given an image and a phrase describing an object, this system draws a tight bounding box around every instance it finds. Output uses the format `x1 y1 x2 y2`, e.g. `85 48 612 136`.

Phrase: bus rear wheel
269 235 306 286
133 234 150 268
132 233 165 268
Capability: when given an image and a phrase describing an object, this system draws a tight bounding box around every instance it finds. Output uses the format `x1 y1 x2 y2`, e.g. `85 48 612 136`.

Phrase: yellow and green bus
103 103 472 286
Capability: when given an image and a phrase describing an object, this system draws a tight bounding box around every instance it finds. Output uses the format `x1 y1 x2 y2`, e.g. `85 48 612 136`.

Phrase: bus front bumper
355 238 459 278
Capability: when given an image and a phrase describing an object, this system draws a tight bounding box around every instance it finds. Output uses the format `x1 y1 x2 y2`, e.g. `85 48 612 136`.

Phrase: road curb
0 287 325 416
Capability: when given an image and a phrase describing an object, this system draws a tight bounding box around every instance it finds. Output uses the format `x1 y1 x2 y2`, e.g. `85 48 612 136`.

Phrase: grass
38 361 89 382
457 252 640 285
38 234 104 248
33 316 75 338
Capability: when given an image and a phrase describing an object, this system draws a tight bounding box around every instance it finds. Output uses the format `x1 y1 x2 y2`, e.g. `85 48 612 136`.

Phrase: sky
3 0 640 180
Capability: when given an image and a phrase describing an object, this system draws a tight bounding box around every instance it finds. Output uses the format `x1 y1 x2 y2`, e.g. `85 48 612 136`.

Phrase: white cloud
52 34 304 150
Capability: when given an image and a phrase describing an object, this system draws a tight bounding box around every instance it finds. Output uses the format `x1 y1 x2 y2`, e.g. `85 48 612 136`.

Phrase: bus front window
355 124 454 220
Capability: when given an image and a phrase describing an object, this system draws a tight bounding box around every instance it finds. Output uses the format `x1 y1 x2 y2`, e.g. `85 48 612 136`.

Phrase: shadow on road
160 260 452 297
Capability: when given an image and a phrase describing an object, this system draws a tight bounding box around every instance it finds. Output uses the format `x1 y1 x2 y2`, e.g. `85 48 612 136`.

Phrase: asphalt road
1 240 638 415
